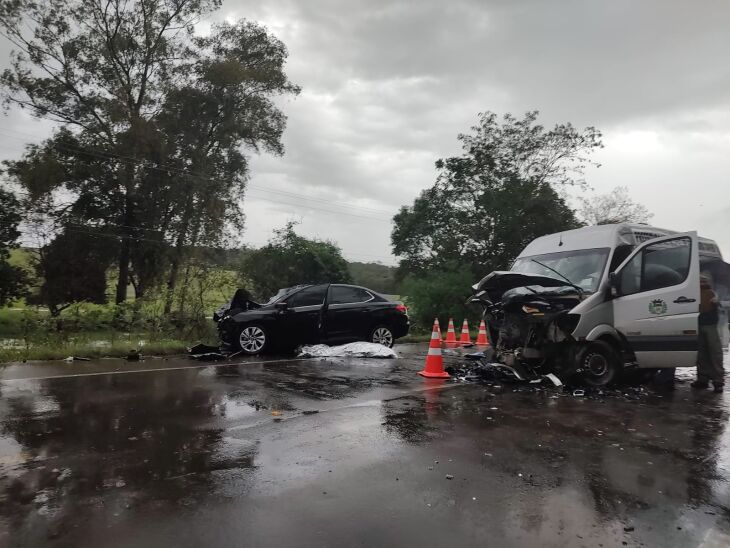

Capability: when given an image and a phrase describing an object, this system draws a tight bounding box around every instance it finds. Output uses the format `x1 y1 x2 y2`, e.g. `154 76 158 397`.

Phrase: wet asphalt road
1 345 730 547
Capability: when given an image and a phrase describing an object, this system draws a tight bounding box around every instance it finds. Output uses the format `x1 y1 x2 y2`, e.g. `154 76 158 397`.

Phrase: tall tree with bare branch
1 0 299 304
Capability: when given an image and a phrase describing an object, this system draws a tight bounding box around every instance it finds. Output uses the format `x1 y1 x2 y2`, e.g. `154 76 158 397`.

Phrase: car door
324 286 375 343
278 285 329 345
612 232 700 368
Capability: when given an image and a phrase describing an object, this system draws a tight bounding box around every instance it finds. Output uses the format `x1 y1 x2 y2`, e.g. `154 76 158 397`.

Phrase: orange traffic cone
419 320 450 378
434 317 442 338
459 319 472 345
444 318 458 347
476 319 490 346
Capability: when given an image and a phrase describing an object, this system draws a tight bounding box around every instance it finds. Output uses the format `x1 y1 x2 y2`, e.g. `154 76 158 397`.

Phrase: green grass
0 339 190 363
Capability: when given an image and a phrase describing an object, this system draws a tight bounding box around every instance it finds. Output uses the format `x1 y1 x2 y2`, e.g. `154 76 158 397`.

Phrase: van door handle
673 296 696 304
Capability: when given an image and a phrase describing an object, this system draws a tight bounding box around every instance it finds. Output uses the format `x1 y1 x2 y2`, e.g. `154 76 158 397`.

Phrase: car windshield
511 248 611 293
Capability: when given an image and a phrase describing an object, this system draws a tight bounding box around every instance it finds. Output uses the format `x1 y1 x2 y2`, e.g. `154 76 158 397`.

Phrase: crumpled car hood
473 271 574 294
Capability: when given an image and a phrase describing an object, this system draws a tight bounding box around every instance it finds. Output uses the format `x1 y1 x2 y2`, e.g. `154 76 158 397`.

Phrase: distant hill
347 261 397 294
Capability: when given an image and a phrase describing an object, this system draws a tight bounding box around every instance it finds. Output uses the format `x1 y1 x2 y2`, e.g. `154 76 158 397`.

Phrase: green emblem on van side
648 299 668 315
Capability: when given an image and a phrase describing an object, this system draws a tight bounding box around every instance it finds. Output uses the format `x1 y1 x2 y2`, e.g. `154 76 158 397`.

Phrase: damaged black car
215 284 409 355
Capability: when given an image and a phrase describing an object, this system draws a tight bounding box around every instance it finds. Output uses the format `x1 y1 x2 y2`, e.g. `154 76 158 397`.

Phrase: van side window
618 237 691 296
609 244 634 272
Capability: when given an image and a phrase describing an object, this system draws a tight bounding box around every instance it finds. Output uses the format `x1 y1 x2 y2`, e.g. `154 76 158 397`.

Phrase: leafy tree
242 224 353 300
578 185 653 225
0 188 28 306
392 111 600 278
0 1 299 304
399 264 478 331
347 262 397 294
29 228 118 316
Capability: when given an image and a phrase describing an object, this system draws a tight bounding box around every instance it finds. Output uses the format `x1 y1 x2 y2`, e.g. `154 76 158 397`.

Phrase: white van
472 224 728 385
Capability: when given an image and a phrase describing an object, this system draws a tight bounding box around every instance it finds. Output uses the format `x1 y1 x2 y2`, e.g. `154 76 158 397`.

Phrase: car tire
369 325 395 348
236 324 269 355
577 341 622 387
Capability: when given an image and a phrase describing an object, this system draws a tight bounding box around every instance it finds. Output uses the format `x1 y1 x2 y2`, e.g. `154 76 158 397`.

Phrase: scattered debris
572 389 585 397
64 356 91 362
298 342 397 359
188 343 228 361
302 410 319 415
544 373 563 387
445 474 454 480
624 526 635 532
57 468 72 481
126 350 140 362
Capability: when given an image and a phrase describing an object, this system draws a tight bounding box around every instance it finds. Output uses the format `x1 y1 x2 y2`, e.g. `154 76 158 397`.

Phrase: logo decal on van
648 299 668 315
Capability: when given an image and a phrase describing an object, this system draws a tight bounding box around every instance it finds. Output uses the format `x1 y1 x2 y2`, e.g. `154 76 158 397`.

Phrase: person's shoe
714 384 724 393
691 381 709 389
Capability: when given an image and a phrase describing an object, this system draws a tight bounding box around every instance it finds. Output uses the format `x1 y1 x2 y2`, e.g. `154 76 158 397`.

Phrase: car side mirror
608 272 620 298
275 302 289 312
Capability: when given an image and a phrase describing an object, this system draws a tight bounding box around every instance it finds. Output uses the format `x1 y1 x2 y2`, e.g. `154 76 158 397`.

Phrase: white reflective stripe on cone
427 347 442 356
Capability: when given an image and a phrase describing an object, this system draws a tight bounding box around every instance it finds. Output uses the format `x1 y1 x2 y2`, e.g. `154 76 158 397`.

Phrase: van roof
517 223 723 260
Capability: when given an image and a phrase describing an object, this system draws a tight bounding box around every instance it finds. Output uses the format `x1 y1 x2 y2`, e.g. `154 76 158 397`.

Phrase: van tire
577 341 621 387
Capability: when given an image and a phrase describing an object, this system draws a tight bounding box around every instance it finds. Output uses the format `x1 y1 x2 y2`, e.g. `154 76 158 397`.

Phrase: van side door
611 232 700 368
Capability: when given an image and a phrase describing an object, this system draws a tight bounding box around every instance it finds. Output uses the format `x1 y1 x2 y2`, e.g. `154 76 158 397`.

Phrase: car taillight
396 304 408 314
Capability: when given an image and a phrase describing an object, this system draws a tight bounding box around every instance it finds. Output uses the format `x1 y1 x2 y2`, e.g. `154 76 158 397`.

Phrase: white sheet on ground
298 342 397 359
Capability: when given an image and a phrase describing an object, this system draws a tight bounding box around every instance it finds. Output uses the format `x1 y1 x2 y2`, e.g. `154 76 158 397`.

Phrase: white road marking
0 357 313 383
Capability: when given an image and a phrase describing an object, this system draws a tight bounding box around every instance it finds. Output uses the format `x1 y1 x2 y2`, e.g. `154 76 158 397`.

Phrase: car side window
618 237 691 296
329 286 372 304
287 285 327 307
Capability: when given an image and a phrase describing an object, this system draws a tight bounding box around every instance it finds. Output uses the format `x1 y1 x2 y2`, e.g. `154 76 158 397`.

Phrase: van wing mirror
608 272 620 298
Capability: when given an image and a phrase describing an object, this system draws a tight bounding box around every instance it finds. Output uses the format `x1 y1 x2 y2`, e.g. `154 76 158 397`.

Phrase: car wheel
370 325 394 348
237 324 268 355
577 341 621 387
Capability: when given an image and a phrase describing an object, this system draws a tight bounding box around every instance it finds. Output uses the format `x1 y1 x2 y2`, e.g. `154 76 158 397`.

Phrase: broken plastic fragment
544 373 563 387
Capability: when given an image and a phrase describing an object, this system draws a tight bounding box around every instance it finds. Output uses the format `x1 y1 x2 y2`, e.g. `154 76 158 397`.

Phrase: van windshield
511 248 611 293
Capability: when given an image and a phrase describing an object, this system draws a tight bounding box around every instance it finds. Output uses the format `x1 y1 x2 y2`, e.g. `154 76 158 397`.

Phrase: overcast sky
2 0 729 264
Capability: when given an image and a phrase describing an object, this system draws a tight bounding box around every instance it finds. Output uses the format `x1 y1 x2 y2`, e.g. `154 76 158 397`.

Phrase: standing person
692 276 724 392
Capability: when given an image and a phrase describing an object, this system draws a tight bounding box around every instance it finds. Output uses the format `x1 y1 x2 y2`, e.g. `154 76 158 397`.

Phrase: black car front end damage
470 271 585 382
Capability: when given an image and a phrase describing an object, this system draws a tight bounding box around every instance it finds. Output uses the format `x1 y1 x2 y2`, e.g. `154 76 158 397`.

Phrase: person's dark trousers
697 325 725 387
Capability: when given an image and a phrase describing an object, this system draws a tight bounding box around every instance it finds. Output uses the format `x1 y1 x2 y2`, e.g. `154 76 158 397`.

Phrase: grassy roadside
0 340 191 363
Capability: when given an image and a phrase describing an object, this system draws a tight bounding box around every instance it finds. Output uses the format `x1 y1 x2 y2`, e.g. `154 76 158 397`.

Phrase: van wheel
577 341 621 387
